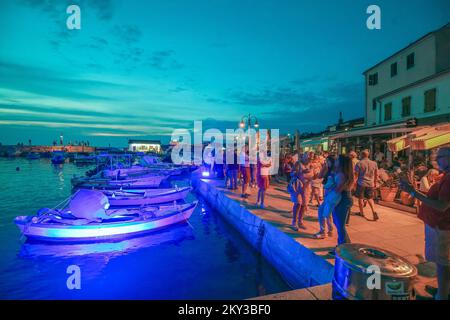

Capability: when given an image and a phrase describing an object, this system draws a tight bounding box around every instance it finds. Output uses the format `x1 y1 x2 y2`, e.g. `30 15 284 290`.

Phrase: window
384 103 392 121
407 53 415 69
391 62 398 77
424 89 437 112
372 99 377 110
402 97 411 117
369 72 378 86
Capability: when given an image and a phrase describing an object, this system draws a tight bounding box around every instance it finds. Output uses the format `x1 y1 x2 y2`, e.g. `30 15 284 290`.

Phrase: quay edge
191 172 334 291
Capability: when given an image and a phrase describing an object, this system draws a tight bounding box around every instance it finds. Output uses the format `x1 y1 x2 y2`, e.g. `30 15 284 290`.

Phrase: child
313 173 340 239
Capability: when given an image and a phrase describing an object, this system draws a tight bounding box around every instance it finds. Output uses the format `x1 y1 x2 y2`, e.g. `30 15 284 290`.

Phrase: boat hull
106 187 191 207
15 202 197 243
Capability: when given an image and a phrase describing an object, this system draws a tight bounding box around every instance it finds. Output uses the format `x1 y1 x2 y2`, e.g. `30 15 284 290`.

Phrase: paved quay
207 178 438 300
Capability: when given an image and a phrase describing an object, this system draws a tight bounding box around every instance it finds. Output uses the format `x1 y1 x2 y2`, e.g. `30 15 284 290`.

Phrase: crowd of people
213 145 450 300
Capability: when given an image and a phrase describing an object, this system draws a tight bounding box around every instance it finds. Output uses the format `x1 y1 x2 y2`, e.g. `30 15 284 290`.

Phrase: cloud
146 50 184 71
112 24 142 45
0 60 131 101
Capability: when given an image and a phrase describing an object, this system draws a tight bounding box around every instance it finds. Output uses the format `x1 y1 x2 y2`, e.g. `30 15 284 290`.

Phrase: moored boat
26 152 40 160
14 190 197 242
51 151 66 164
71 173 168 189
103 186 191 207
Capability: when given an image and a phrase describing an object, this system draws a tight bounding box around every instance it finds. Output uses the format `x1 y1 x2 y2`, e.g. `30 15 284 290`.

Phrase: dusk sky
0 0 449 147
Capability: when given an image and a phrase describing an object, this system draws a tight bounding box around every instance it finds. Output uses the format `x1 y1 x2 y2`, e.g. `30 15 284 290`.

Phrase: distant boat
26 152 40 160
74 153 97 165
51 151 66 164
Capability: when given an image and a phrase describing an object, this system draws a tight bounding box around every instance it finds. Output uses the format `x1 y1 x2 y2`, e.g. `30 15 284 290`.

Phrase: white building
364 23 450 127
128 139 162 153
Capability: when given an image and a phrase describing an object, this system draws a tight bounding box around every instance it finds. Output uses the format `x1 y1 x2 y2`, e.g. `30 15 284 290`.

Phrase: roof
363 22 450 75
128 139 161 145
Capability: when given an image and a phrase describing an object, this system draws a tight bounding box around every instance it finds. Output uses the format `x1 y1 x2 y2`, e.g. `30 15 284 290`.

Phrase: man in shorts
354 149 379 221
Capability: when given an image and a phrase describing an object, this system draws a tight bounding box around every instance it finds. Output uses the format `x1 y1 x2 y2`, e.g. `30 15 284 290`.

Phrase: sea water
0 158 290 299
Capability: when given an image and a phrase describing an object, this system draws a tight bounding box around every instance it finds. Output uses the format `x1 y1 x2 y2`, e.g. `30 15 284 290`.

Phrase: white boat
71 173 168 189
104 187 191 207
15 190 197 243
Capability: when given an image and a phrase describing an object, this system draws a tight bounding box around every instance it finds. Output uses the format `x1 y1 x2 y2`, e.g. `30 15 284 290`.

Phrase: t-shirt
355 158 378 187
418 173 450 230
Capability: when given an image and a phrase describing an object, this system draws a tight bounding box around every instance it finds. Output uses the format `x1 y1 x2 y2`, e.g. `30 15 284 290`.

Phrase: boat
51 151 66 164
74 153 97 165
71 173 168 189
15 190 197 242
26 152 40 160
103 186 191 207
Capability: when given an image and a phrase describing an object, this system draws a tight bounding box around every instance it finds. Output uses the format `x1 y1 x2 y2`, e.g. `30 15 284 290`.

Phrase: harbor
0 0 449 306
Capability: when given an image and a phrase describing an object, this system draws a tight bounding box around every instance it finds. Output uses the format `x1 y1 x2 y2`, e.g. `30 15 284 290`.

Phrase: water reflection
19 224 195 259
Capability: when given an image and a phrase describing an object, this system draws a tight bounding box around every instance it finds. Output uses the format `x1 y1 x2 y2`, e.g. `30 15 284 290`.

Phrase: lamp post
239 114 259 130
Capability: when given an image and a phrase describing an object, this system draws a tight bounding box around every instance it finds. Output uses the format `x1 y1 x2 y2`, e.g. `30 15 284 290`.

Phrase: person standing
288 163 307 230
354 149 379 221
256 154 271 209
239 146 251 198
401 146 450 300
331 154 354 247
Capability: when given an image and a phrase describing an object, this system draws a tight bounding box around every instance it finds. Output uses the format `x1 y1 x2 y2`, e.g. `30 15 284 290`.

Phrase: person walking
401 146 450 300
331 154 354 249
354 149 379 221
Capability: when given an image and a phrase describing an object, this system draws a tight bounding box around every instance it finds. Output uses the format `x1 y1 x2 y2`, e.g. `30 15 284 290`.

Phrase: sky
0 0 449 147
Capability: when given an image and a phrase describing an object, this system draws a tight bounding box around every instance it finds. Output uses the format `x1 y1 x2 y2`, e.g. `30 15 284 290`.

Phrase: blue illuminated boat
26 152 40 160
51 151 66 164
15 201 197 242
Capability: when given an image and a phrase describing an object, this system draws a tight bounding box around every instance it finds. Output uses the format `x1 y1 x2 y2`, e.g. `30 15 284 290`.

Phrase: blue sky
0 0 449 147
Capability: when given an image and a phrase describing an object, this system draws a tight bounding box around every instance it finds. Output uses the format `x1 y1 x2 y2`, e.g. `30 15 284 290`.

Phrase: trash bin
332 243 417 300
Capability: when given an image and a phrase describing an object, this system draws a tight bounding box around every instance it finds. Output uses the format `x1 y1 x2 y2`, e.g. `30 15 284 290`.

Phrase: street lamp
239 114 259 129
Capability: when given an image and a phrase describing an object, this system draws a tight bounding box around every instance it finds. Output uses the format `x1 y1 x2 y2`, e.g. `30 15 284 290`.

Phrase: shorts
355 184 374 200
257 175 269 190
240 166 251 183
425 224 450 266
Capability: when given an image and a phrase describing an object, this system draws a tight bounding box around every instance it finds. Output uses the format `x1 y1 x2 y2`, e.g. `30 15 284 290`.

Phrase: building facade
364 23 450 127
128 139 162 153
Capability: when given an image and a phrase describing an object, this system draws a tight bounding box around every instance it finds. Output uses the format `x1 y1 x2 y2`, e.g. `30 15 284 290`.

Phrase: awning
410 124 450 150
300 137 328 147
387 123 450 152
329 122 414 140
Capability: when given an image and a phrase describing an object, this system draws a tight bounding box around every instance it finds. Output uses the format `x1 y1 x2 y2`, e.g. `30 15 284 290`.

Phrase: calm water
0 158 290 299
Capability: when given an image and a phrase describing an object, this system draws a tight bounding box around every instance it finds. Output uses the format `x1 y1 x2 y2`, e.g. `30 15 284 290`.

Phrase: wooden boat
26 152 40 160
51 151 66 164
103 187 191 207
15 201 197 243
71 173 168 189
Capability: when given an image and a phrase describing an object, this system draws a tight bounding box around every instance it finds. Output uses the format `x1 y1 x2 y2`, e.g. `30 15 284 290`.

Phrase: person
375 150 385 163
256 154 271 209
313 155 337 239
400 146 450 300
354 149 379 221
420 168 440 193
239 146 251 198
227 150 239 190
283 155 294 184
288 163 307 230
331 154 354 249
301 154 314 215
310 162 323 207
